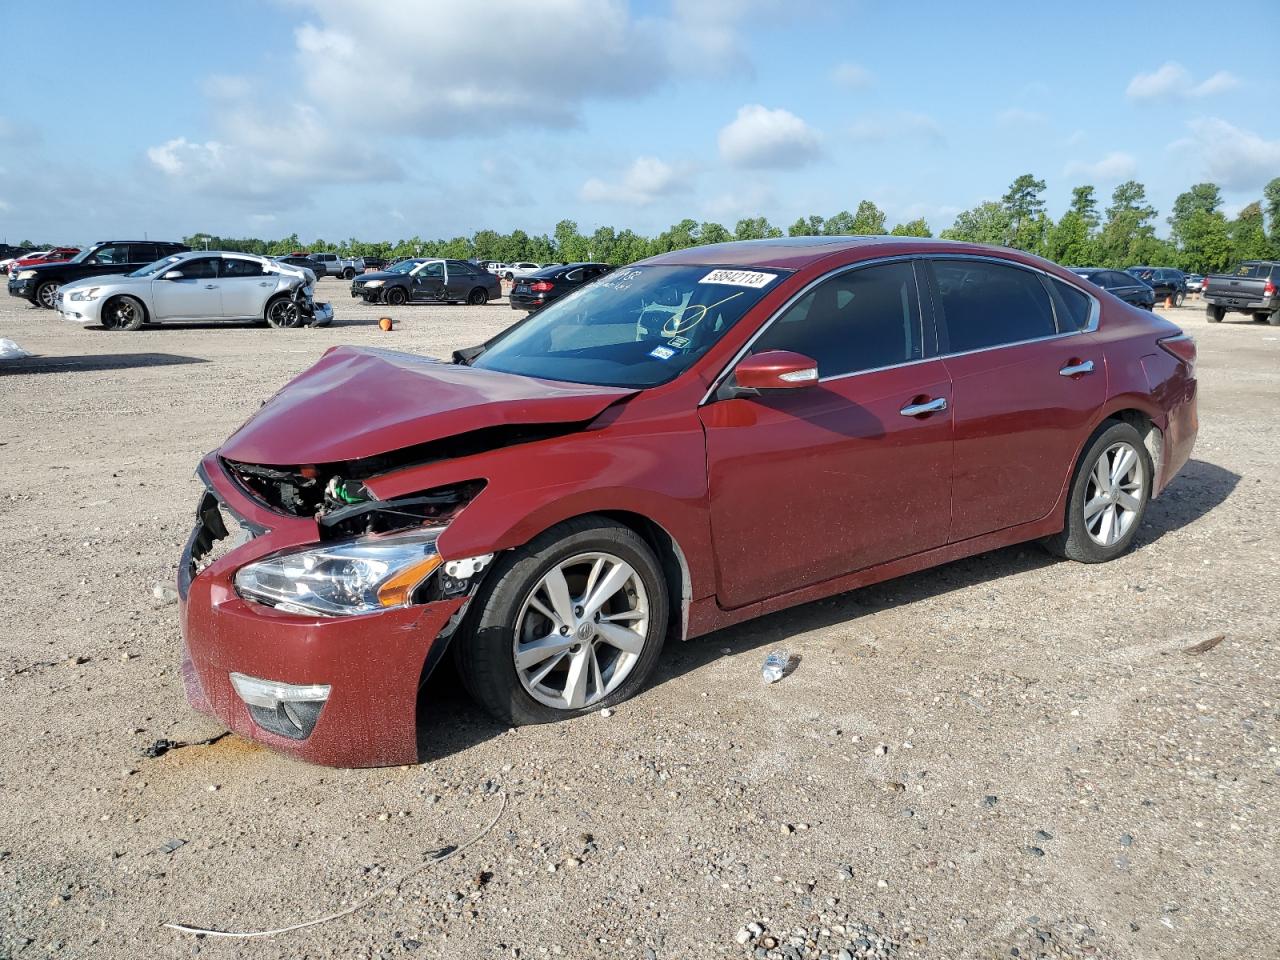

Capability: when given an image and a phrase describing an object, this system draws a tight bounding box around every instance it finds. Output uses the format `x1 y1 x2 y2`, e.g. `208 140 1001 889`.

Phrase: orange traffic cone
1164 295 1173 308
379 317 393 331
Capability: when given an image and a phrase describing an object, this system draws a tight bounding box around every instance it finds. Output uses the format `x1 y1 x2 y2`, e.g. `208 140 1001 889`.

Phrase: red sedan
4 246 79 276
178 238 1197 766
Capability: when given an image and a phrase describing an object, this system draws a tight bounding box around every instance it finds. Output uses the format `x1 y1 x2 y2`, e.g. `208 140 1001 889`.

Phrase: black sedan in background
351 258 501 305
1069 268 1156 309
509 262 613 311
1127 266 1186 305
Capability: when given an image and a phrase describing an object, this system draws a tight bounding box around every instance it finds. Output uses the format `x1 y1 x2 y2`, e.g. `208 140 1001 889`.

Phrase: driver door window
90 245 129 265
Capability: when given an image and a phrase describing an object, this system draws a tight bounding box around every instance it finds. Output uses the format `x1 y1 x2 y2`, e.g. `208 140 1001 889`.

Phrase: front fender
362 408 716 601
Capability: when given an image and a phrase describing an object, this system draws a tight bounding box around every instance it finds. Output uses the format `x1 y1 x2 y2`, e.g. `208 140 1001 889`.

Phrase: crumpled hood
220 345 634 465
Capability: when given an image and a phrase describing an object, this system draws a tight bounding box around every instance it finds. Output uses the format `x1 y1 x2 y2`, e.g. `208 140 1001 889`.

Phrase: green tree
889 218 932 237
788 215 825 237
554 220 590 263
1168 182 1223 249
850 200 888 235
1001 174 1048 252
1097 180 1157 267
1068 185 1100 231
940 202 1012 245
1228 202 1270 264
696 221 733 246
588 226 617 263
653 219 699 252
1045 211 1094 266
734 217 783 240
823 210 856 234
1263 177 1280 254
1173 211 1230 273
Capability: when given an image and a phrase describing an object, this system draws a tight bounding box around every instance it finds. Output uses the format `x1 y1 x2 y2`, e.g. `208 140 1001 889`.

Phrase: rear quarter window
1046 277 1093 332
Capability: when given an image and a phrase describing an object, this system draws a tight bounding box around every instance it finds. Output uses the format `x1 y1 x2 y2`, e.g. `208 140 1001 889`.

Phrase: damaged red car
178 237 1198 766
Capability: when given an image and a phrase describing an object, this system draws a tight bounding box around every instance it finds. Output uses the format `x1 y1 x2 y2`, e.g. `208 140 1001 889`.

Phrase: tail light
530 281 554 293
1158 334 1196 376
1265 279 1276 297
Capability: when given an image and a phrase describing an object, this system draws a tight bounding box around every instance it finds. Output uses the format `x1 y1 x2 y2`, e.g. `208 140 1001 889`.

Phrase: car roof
641 236 1067 271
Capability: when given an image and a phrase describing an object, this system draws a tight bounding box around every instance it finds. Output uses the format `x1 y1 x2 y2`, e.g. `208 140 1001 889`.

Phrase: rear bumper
1203 293 1277 312
509 291 548 311
177 456 466 767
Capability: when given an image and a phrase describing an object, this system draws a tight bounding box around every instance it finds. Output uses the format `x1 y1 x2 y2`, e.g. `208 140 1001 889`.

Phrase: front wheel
384 286 407 306
36 281 60 309
455 517 668 724
101 295 147 331
342 268 356 280
468 287 489 305
1042 421 1152 563
1207 305 1225 323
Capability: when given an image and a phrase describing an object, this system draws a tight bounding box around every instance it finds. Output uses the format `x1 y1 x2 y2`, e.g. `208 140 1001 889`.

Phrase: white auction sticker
698 269 777 289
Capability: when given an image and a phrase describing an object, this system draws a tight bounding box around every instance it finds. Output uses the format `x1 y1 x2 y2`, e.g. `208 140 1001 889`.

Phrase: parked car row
3 246 80 279
8 240 190 308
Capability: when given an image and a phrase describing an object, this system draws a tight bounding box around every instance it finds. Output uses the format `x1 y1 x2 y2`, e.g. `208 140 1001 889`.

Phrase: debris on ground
735 917 898 959
0 338 32 360
158 839 188 855
141 732 230 758
151 583 179 605
1183 633 1225 655
761 650 793 683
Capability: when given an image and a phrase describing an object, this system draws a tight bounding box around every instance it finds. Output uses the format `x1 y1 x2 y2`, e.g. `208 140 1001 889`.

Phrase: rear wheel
1042 421 1151 563
468 287 489 305
101 295 147 331
1252 312 1270 323
1207 305 1225 323
36 281 60 309
342 268 356 280
1173 291 1185 307
455 517 668 724
385 286 407 306
1271 311 1280 327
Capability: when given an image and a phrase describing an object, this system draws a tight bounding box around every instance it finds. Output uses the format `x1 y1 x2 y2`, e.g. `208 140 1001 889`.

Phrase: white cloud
996 107 1046 127
831 62 873 88
848 112 943 145
1176 117 1280 190
1064 151 1137 180
1126 62 1241 100
581 156 691 206
718 105 822 169
0 198 10 213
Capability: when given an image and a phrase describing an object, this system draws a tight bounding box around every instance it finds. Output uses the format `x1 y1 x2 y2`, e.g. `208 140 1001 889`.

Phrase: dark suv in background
8 240 189 308
1127 266 1186 306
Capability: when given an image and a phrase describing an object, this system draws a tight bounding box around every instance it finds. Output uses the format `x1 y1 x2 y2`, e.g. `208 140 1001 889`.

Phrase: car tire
468 287 489 305
101 295 147 331
454 516 669 725
1252 312 1270 323
342 268 356 280
1207 305 1225 323
35 281 60 309
1173 291 1185 307
1041 421 1152 564
264 295 301 328
1270 311 1280 327
385 287 407 306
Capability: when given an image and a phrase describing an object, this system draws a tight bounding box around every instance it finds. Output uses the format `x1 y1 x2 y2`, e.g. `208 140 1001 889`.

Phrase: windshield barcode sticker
699 269 776 289
649 346 676 360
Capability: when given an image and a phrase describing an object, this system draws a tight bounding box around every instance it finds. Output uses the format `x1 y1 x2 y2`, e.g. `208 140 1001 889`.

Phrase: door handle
899 397 947 417
1059 360 1095 377
259 281 272 287
204 284 217 289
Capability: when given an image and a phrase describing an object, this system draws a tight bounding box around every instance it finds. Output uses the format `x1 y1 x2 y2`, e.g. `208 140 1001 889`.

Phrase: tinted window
417 262 444 278
176 258 219 280
90 244 130 264
752 261 923 377
1108 271 1135 287
933 259 1057 353
128 244 158 262
1046 277 1092 332
222 258 264 278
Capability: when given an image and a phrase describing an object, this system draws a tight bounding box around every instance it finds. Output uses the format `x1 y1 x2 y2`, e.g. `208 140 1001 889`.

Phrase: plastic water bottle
761 650 791 684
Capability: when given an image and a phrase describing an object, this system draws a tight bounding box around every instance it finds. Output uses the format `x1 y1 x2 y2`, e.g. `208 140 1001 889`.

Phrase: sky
1 0 1277 247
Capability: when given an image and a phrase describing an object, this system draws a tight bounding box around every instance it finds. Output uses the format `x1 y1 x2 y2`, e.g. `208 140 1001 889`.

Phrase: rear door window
752 260 925 378
222 258 265 278
931 259 1058 353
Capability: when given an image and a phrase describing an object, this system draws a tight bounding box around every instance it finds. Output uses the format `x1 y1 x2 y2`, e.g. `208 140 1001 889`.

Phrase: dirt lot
0 279 1276 960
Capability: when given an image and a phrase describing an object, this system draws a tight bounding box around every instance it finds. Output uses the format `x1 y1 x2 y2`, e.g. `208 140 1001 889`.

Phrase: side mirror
734 350 819 391
162 270 184 280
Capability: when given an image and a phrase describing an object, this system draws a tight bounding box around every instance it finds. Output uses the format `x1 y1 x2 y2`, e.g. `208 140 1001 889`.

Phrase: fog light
230 672 330 740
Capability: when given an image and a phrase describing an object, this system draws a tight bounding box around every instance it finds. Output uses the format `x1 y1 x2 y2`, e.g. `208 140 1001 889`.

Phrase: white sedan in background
55 251 332 330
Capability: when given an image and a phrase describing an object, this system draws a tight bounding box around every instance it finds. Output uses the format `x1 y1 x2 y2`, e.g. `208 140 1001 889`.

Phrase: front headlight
363 279 384 288
234 528 444 617
69 287 102 301
16 269 36 280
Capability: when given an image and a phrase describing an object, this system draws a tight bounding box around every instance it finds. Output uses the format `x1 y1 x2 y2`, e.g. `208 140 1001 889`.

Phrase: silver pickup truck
1203 260 1280 325
306 252 366 280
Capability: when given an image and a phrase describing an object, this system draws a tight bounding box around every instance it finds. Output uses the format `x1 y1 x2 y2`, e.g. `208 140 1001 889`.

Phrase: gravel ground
0 280 1276 959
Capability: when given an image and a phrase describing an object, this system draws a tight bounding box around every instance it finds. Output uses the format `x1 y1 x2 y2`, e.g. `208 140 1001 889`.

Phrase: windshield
387 259 422 274
128 255 185 278
68 247 97 264
472 264 788 388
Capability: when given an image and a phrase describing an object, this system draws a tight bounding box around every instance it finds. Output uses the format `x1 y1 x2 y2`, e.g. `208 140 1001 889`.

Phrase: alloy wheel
513 552 649 710
267 299 298 327
1083 441 1144 547
37 282 60 309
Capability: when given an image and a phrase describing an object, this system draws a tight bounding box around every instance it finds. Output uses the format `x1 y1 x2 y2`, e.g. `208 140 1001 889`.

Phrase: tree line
24 175 1270 275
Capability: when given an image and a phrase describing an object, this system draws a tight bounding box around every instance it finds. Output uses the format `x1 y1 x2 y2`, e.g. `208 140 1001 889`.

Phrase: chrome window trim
700 252 1100 404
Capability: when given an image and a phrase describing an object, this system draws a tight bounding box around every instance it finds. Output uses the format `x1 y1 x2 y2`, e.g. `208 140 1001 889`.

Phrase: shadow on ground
412 458 1239 760
0 352 210 374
